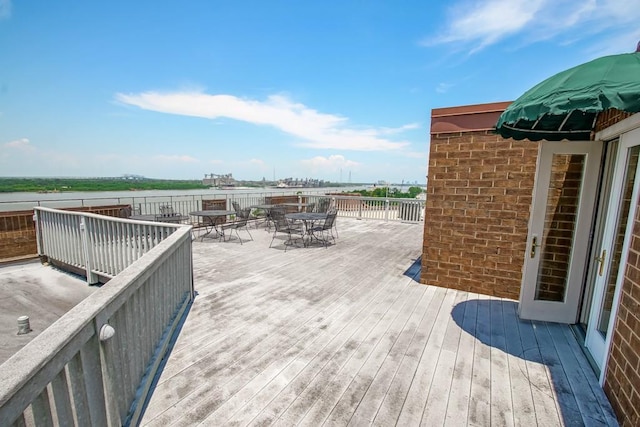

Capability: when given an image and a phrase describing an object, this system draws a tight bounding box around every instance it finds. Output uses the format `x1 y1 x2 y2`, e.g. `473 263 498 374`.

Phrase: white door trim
588 127 640 384
596 113 640 141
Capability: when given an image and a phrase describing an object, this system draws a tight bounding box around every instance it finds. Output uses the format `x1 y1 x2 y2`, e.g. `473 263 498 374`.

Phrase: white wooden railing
1 191 425 232
34 207 181 284
0 188 351 213
304 195 425 222
0 208 194 426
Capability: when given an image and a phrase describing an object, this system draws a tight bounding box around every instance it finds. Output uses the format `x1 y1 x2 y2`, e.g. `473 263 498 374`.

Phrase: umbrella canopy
496 49 640 141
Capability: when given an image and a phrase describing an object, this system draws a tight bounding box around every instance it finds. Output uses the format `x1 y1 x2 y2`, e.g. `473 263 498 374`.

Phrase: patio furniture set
189 200 338 250
125 200 337 249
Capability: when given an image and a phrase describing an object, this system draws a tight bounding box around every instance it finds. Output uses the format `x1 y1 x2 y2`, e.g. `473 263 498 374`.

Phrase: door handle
595 249 607 276
530 235 540 258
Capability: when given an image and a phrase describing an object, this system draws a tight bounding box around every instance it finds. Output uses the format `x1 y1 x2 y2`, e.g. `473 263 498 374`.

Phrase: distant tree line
0 178 209 193
348 186 424 198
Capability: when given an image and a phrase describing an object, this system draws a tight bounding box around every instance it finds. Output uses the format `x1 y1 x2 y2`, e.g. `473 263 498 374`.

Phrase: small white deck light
99 324 116 341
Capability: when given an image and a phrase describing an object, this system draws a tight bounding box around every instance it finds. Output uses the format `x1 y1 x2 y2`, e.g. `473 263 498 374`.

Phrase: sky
1 1 639 184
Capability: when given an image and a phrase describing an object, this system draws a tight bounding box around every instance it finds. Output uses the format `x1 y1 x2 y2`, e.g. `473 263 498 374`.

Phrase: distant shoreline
0 177 365 194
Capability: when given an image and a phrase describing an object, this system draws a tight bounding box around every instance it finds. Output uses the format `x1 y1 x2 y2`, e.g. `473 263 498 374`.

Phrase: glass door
519 141 603 323
585 127 640 375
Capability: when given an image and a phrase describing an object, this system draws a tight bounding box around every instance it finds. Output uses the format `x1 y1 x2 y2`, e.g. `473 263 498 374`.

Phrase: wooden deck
140 218 617 426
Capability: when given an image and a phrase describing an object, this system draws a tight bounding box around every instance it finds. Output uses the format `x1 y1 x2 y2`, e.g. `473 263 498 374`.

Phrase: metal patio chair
310 210 338 247
316 198 330 213
269 208 304 251
221 208 253 244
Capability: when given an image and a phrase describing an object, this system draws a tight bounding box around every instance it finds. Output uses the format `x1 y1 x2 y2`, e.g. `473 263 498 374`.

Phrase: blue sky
1 1 638 184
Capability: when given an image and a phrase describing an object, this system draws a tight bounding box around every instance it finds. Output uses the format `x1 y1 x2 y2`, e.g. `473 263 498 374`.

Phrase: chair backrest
120 206 132 218
270 209 289 231
159 204 175 217
306 203 316 213
236 208 251 224
317 198 330 213
323 211 337 230
232 201 241 212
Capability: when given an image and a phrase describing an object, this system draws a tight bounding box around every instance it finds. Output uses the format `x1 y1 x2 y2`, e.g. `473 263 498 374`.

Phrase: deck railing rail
0 208 194 426
1 190 426 223
0 189 343 213
304 194 425 222
34 206 182 284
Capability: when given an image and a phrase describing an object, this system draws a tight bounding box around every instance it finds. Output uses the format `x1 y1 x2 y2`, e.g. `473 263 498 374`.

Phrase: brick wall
420 130 538 299
202 199 228 210
0 205 130 262
595 108 633 133
0 210 38 261
266 195 304 213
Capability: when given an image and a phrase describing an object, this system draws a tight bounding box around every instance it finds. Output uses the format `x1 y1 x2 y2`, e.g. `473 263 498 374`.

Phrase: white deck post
33 211 43 256
80 217 98 284
384 198 390 221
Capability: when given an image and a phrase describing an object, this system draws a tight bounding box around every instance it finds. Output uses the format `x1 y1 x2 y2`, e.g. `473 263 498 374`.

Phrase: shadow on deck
452 299 617 426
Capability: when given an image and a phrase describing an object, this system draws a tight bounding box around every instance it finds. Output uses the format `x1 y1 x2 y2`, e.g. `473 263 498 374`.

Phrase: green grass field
0 177 209 193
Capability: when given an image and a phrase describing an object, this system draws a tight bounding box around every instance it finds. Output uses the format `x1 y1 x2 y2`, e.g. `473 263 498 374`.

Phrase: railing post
358 198 362 220
80 217 98 285
33 210 43 257
385 199 390 222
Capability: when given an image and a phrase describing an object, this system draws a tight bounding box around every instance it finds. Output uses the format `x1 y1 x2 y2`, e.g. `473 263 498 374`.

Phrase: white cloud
115 91 411 152
299 155 360 174
428 0 544 52
428 0 640 53
152 154 199 163
4 138 34 151
0 0 11 20
249 158 265 166
208 159 223 165
379 123 421 135
436 83 454 94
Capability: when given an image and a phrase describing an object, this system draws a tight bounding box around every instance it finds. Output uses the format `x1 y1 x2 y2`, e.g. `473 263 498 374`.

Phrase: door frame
588 123 640 384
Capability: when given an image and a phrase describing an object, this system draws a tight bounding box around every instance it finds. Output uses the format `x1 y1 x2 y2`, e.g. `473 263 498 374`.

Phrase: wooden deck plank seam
146 270 398 424
201 276 420 421
346 286 439 426
145 244 416 424
286 275 421 425
370 286 448 427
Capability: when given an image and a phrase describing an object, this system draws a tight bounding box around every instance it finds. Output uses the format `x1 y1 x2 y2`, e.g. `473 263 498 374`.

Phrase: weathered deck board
140 218 618 426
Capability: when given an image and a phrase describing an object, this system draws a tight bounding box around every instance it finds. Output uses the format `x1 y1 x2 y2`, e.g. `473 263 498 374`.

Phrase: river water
0 186 368 212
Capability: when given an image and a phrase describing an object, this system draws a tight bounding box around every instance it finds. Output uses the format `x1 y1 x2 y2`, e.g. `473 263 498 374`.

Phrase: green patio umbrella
496 45 640 141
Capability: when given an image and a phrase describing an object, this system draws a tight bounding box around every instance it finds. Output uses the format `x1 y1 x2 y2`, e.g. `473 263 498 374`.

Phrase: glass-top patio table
285 212 328 246
279 202 311 212
248 204 278 229
130 214 190 224
189 210 236 241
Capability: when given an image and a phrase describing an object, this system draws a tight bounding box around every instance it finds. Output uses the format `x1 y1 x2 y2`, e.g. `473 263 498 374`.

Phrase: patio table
130 214 189 224
189 210 236 241
285 212 328 246
248 204 277 229
279 202 310 212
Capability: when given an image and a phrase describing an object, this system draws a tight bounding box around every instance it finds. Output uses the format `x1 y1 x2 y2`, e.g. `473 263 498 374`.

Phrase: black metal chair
221 208 253 244
310 210 338 247
316 198 330 213
269 208 304 251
